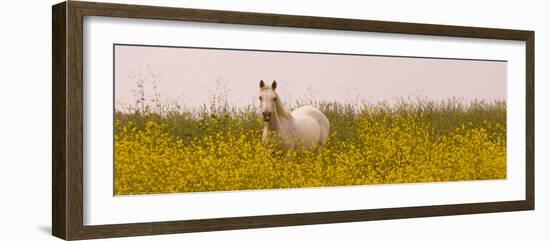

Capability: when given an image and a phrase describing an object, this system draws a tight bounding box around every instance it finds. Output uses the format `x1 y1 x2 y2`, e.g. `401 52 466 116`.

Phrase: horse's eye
259 96 262 101
273 97 277 101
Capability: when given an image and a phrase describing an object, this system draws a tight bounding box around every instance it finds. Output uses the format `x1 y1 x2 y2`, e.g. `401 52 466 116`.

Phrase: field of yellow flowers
114 99 506 195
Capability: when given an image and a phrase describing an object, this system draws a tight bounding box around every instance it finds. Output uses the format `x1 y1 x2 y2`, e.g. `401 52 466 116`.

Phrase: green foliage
114 99 506 195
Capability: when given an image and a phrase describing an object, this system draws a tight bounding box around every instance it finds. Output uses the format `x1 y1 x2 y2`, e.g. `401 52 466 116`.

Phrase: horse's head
258 80 278 122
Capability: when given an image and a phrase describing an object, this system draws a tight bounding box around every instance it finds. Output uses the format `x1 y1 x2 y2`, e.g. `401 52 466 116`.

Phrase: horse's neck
266 98 293 131
275 97 292 119
266 113 281 130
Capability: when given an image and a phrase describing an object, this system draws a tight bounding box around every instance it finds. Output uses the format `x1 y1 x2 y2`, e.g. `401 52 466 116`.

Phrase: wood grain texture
52 1 535 240
74 201 530 240
66 2 85 240
525 32 535 209
52 2 67 239
72 1 533 40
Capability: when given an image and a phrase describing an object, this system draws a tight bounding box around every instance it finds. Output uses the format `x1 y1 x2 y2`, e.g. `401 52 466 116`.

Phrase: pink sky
114 45 506 109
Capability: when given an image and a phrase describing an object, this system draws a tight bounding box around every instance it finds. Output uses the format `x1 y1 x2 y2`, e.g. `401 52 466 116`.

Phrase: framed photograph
52 1 534 240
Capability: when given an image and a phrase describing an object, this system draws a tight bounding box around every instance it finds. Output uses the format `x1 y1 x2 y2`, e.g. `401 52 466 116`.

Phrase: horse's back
292 106 330 145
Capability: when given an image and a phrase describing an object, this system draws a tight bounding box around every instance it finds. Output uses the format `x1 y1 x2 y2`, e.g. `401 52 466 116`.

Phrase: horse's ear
259 80 265 89
271 80 277 90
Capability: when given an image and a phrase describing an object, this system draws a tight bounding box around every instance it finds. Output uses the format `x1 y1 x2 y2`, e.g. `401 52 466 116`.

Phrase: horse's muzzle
262 111 272 122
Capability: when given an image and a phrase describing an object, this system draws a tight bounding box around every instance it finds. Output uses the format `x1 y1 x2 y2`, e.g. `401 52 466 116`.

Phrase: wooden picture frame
52 1 534 240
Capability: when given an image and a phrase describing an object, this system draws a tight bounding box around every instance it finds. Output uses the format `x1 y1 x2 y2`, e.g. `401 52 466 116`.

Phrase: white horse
258 80 330 150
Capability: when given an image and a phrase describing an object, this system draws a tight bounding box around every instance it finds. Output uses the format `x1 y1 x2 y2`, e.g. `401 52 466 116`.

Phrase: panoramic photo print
113 44 507 195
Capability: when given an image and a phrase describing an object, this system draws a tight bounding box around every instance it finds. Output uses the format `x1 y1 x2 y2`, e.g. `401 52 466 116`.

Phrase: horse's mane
274 93 293 119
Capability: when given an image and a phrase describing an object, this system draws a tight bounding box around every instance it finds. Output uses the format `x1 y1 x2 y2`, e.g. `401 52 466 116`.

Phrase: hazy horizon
114 45 507 111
